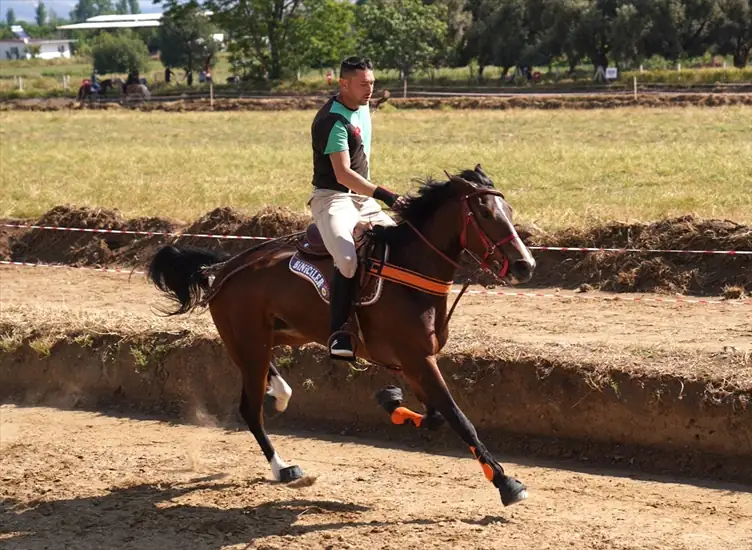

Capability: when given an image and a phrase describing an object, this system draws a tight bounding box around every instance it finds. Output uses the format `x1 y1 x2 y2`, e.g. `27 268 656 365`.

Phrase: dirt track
2 405 751 550
1 266 750 353
3 92 752 112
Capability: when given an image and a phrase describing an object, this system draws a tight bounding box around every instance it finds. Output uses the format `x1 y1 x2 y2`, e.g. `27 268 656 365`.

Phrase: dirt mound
7 207 750 296
529 215 752 294
177 206 310 256
11 205 178 267
3 93 752 112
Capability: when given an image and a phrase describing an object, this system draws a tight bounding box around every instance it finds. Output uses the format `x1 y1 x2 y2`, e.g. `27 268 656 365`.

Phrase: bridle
404 186 519 333
405 187 517 280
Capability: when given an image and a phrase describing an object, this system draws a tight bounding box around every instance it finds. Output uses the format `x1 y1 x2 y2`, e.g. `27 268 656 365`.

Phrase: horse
147 165 537 507
76 78 117 101
123 82 150 99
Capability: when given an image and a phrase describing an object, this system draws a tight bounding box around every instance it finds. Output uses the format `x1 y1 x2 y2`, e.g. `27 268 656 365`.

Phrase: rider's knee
337 257 357 279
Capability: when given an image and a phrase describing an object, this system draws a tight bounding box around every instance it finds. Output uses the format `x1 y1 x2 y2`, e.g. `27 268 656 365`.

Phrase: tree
36 2 48 26
129 0 141 14
715 0 751 67
356 0 449 78
286 0 357 73
425 0 472 68
205 0 306 80
679 0 722 58
465 0 531 79
610 3 651 66
70 0 115 22
91 31 150 74
533 0 589 72
6 8 16 26
116 0 129 14
159 1 218 80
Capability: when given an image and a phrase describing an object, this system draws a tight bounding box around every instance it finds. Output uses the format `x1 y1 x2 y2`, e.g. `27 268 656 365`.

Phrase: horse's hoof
498 476 529 506
279 465 304 483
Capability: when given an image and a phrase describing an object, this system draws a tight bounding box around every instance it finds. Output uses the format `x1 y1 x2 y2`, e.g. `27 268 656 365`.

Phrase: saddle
296 222 370 258
290 222 386 306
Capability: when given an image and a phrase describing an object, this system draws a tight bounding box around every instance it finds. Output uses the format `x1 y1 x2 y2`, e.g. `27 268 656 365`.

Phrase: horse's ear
475 164 488 177
445 171 474 193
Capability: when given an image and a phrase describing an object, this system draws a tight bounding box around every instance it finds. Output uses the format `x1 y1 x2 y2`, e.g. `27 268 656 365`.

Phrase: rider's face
341 69 375 106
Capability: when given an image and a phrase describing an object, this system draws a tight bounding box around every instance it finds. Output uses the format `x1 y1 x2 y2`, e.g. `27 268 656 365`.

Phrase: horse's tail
147 245 230 315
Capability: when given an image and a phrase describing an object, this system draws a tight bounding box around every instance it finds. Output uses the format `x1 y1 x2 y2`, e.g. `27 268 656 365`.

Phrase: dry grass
1 107 750 229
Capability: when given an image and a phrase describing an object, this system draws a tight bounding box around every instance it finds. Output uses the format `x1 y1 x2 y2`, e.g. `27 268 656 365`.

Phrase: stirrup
327 330 358 362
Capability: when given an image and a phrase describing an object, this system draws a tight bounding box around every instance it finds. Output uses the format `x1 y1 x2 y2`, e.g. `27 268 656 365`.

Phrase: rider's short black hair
340 56 373 78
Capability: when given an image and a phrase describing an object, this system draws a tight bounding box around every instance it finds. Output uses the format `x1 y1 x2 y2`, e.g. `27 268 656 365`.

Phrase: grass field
1 107 750 229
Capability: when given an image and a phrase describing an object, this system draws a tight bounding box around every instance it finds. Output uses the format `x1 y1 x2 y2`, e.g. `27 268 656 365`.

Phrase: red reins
407 188 516 280
403 187 518 333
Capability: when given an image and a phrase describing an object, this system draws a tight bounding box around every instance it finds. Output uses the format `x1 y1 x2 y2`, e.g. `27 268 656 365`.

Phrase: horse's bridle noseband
406 187 517 280
459 189 516 279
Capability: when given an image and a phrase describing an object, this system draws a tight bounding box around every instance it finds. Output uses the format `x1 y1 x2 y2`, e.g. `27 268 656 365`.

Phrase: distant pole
403 77 407 99
18 77 23 92
633 76 637 100
210 81 214 108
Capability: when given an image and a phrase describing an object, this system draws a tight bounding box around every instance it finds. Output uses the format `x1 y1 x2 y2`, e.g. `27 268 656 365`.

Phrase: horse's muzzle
509 259 535 284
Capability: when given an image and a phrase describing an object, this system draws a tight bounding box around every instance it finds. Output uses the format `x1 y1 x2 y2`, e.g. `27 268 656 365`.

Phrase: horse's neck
390 205 462 284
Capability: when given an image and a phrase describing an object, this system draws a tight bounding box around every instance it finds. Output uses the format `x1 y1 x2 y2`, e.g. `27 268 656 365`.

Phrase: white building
57 13 224 43
0 39 73 61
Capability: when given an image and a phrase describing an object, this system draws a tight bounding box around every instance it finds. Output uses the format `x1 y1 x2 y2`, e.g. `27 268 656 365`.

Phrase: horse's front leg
375 385 445 431
399 355 528 507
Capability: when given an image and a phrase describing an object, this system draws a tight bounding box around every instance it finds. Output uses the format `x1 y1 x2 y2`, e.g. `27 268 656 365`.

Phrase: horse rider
126 71 140 87
90 69 101 94
309 56 401 361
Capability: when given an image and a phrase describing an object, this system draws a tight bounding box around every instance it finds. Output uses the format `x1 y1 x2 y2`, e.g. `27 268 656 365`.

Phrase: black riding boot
329 268 357 361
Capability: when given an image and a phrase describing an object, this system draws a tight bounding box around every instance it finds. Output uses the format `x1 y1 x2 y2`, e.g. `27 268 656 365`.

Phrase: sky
2 1 163 23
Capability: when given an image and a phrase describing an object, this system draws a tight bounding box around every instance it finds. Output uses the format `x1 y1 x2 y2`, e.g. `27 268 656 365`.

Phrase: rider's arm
325 120 399 205
329 151 398 206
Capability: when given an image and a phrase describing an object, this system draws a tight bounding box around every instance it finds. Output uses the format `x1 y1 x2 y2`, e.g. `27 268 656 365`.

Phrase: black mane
390 167 495 225
374 167 496 242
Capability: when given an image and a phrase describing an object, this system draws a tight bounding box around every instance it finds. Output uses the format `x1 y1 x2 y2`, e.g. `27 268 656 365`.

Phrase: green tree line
200 0 750 80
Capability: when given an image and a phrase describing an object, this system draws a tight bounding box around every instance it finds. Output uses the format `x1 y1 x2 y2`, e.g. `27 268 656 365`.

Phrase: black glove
373 186 399 208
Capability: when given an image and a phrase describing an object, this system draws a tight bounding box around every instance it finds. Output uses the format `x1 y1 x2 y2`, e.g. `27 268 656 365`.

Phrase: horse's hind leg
216 313 303 483
264 362 292 415
401 355 528 507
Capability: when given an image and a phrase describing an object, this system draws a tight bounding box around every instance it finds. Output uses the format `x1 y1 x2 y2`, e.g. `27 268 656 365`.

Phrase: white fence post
18 77 23 92
403 78 407 99
633 76 637 100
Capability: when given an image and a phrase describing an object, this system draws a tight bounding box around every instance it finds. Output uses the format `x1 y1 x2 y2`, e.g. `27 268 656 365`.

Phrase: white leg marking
270 452 289 481
268 374 292 412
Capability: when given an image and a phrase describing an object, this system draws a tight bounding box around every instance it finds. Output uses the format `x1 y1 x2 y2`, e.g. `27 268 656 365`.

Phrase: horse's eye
480 208 493 219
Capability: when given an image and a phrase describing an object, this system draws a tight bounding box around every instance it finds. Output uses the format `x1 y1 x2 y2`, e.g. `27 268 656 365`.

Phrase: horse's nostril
512 260 534 281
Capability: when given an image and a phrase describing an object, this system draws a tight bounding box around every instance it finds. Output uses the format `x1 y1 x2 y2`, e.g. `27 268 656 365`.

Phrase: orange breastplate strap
367 260 452 296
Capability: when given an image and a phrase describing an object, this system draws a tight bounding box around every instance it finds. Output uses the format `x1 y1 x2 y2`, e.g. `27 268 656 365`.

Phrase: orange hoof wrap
391 406 424 428
469 447 495 481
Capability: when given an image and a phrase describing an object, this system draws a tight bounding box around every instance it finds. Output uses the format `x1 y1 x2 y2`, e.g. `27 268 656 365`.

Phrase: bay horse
76 78 117 101
147 165 536 507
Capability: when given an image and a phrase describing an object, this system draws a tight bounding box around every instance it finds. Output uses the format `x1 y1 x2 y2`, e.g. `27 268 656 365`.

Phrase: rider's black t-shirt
310 95 371 192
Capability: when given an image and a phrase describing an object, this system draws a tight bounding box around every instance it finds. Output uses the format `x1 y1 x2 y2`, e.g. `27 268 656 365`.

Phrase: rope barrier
3 223 750 255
